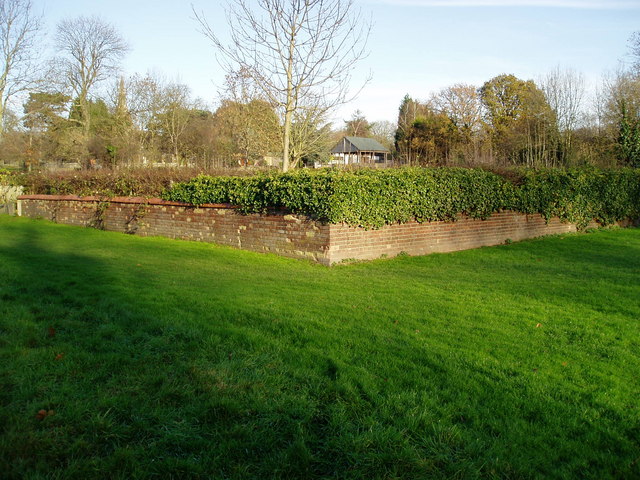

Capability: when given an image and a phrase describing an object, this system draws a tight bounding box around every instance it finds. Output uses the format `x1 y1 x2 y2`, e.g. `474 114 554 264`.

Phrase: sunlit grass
0 215 638 479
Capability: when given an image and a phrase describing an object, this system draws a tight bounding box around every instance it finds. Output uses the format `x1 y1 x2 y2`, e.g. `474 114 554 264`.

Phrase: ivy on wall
162 168 640 229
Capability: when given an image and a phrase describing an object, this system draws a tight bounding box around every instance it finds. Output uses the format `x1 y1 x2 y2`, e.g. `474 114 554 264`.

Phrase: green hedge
12 167 259 198
515 168 640 227
161 168 640 229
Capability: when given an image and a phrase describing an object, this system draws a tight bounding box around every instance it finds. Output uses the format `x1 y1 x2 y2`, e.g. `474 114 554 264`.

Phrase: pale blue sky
32 0 640 125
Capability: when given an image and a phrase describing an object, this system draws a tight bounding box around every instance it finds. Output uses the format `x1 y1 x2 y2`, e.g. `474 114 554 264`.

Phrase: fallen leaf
48 327 56 338
535 323 542 328
55 353 64 361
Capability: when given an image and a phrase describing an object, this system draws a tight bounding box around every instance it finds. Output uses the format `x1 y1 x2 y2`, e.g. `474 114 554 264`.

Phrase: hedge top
161 167 640 229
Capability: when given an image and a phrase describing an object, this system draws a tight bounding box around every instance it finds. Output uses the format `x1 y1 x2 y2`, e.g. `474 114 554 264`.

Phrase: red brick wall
327 212 581 264
18 195 332 264
17 195 629 265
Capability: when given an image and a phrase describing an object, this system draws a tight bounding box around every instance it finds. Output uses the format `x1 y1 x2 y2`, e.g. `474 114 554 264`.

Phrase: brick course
17 195 632 265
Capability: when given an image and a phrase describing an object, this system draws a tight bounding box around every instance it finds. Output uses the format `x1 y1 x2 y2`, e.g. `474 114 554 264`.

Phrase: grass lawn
0 215 638 479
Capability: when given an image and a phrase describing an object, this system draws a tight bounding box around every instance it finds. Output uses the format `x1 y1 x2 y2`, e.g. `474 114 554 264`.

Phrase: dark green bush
516 168 640 228
162 167 640 228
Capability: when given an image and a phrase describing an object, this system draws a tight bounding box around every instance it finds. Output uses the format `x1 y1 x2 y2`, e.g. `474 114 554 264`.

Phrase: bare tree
123 73 198 165
596 70 640 130
344 109 371 137
0 0 42 136
369 120 395 151
541 67 585 132
628 31 640 73
121 72 165 163
540 66 585 163
289 105 332 165
54 16 128 135
195 0 370 171
432 84 482 135
157 82 196 165
126 73 165 132
216 68 282 164
432 84 486 164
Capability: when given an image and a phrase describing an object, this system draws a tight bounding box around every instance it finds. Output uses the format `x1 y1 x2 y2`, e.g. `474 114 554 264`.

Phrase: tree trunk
282 108 292 172
80 95 91 137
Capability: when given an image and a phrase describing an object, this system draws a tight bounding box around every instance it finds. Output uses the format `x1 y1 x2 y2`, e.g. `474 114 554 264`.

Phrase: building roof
331 136 390 154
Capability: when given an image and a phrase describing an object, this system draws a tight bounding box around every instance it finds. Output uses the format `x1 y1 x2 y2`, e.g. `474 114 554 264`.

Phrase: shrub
16 167 260 198
515 167 640 228
163 167 640 229
14 166 639 228
0 168 22 186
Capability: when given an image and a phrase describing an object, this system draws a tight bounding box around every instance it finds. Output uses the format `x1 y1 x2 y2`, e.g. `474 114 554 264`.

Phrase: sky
30 0 640 126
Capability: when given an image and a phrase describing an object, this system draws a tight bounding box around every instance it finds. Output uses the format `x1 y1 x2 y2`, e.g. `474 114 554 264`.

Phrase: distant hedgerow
15 167 260 198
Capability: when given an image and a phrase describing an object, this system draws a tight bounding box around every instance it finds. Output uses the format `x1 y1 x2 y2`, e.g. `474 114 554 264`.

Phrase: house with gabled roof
330 136 390 165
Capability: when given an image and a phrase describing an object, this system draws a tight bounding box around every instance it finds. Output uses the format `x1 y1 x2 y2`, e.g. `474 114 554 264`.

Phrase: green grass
0 215 638 479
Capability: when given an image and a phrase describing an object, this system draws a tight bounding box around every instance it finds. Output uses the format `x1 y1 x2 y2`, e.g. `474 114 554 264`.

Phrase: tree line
0 0 371 171
0 0 637 172
0 4 287 170
395 61 640 168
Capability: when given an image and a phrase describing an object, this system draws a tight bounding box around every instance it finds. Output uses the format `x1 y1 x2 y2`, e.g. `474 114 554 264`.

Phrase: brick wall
327 212 583 264
17 195 631 265
18 195 331 264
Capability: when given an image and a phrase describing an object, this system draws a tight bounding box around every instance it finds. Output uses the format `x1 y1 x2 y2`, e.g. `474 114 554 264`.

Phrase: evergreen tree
618 102 640 167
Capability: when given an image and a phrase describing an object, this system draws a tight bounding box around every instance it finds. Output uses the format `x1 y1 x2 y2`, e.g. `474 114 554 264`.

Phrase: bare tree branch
194 0 370 171
0 0 42 136
54 15 129 135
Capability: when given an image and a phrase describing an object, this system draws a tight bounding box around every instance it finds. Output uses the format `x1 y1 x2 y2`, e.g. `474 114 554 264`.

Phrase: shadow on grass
0 221 352 478
0 219 638 479
0 221 219 478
